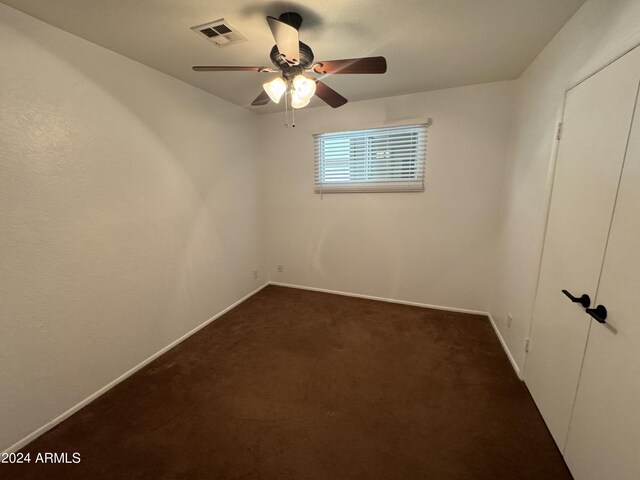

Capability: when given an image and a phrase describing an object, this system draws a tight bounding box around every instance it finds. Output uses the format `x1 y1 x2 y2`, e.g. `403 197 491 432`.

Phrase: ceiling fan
192 12 387 109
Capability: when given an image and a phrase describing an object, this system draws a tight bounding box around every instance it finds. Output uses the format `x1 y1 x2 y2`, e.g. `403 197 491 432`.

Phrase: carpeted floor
3 285 571 479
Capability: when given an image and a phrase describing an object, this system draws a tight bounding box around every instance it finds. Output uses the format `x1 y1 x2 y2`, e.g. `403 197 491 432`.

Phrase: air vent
191 19 247 47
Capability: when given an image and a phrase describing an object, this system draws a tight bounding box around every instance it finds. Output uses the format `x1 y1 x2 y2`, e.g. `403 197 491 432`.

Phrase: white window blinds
313 123 427 193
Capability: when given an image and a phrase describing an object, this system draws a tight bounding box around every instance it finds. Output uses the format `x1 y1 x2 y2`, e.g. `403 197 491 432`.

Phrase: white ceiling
2 0 585 114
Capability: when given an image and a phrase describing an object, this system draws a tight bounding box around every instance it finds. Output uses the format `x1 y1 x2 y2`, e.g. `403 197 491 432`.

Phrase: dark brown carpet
3 285 571 479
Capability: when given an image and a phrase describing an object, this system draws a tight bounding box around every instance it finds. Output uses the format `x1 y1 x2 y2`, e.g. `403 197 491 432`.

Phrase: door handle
586 305 607 324
562 289 591 308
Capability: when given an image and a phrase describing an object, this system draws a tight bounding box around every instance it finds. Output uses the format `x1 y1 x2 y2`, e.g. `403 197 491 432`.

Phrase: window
314 123 427 193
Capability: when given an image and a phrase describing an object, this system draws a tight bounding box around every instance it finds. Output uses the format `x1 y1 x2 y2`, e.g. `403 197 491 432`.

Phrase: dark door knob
562 289 591 308
586 305 607 324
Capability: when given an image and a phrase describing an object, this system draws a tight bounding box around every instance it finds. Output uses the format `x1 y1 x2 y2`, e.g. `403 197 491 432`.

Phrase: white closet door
563 84 640 480
525 47 640 450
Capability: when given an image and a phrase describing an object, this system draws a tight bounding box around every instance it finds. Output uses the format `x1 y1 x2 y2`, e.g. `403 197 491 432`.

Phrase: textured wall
0 4 264 451
490 0 640 372
260 82 515 313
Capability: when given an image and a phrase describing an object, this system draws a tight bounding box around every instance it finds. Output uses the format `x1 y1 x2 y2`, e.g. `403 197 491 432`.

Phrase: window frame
313 123 428 194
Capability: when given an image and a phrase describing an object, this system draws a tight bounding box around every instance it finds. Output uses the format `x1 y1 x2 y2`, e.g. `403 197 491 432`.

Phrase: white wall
261 81 515 313
0 4 265 451
490 0 640 372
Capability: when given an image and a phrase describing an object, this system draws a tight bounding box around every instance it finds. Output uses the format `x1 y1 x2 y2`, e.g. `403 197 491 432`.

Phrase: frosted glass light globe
262 77 287 103
292 75 316 101
291 91 311 109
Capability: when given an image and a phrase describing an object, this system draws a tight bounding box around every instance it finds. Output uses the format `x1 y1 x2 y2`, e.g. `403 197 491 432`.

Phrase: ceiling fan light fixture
291 90 311 109
292 74 316 101
192 13 387 118
263 76 287 103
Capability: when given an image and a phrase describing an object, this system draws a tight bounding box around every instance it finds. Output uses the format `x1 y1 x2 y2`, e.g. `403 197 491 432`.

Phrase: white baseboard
268 281 488 316
3 282 269 454
269 281 522 378
487 313 522 378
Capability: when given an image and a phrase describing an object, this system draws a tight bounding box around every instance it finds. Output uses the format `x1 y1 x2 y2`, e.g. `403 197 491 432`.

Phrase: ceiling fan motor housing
270 42 314 74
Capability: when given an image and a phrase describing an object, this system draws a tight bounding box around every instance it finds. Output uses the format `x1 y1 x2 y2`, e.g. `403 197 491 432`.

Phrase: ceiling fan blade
192 66 265 72
266 16 300 64
313 57 387 75
251 90 271 106
315 81 348 108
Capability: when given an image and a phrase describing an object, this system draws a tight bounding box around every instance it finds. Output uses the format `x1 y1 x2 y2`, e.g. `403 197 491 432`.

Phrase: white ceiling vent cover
191 19 247 47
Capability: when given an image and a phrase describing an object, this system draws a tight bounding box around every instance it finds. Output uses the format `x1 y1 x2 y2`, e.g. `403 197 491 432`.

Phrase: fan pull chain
283 87 296 128
291 92 296 128
284 88 289 127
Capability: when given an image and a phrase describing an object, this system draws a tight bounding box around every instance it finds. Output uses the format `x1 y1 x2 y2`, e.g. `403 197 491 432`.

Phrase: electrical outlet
507 313 513 329
276 264 283 273
525 337 530 353
253 270 258 280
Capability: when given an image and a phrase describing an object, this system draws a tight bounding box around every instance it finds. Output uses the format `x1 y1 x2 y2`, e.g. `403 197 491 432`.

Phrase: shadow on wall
3 14 230 322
